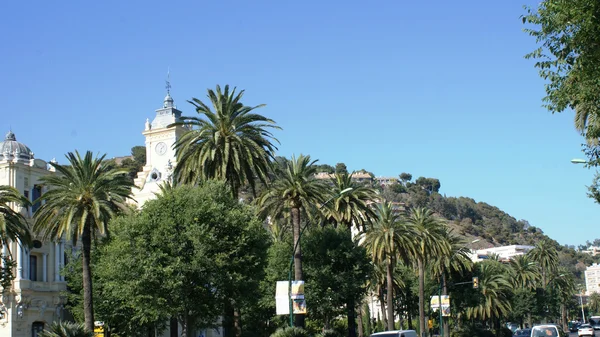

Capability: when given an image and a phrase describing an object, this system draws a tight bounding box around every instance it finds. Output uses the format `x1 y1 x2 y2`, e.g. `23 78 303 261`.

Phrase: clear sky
1 0 597 246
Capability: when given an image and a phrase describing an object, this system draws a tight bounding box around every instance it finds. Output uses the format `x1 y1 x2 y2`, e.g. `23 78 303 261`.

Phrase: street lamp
571 159 587 164
288 187 353 327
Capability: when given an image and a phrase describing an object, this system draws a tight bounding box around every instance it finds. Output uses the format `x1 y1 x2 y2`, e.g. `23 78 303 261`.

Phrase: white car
531 325 561 337
578 324 594 337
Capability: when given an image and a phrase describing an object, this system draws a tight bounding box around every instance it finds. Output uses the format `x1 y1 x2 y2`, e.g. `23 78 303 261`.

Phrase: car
370 330 418 337
514 329 531 337
570 322 581 333
578 324 594 337
531 325 561 337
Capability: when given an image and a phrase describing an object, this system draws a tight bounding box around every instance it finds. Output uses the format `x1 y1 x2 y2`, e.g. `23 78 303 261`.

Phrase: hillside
316 164 600 283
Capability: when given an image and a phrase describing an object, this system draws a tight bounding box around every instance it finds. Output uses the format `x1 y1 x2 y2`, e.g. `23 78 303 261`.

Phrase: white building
585 263 600 295
131 90 190 205
0 131 68 337
131 90 222 337
469 245 534 262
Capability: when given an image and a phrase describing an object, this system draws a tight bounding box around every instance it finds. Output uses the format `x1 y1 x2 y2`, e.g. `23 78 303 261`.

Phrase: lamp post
571 159 588 164
288 187 353 327
580 288 586 323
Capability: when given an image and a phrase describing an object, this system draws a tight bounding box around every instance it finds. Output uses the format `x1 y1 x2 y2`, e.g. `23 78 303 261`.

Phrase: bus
588 316 600 330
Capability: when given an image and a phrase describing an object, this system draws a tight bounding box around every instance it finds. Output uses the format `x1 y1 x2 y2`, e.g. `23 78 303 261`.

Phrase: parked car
578 324 594 337
514 329 531 337
371 330 418 337
570 322 581 333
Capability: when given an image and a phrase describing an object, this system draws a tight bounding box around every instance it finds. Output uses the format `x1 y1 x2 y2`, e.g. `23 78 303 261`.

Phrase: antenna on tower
165 67 171 95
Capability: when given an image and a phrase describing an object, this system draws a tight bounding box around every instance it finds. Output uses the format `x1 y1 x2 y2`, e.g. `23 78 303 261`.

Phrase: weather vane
165 67 171 94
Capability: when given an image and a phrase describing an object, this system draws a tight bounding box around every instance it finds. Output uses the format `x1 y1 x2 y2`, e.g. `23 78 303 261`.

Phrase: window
31 185 42 213
32 322 44 337
29 255 37 281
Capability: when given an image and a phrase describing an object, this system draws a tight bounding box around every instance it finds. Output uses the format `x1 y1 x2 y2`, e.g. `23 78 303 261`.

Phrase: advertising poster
430 295 451 317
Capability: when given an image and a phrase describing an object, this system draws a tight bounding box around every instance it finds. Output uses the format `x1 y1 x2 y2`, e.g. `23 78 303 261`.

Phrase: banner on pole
275 281 307 315
430 295 451 316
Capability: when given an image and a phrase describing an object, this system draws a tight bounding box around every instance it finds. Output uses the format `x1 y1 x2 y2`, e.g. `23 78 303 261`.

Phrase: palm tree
322 173 377 337
38 321 93 337
257 154 329 327
406 207 449 337
361 202 416 331
508 255 540 289
170 84 280 197
33 151 134 331
589 292 600 315
466 261 512 324
323 172 377 232
0 185 31 288
430 230 472 337
0 185 31 247
529 238 559 287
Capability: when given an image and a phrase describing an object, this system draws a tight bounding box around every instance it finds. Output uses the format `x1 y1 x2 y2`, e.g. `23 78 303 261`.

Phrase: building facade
469 245 534 262
0 131 68 337
585 263 600 295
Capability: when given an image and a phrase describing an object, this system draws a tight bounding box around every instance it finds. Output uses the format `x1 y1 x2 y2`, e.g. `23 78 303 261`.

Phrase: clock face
155 142 167 156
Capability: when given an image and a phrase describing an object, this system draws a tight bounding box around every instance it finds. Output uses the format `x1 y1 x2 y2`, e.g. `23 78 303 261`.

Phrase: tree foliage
522 0 600 142
66 182 269 337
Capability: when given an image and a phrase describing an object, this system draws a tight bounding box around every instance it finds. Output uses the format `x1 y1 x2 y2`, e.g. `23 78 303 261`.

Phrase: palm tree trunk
357 304 364 337
291 206 304 328
386 260 394 331
561 304 567 333
442 274 449 337
380 287 388 329
81 223 94 331
418 258 426 337
348 296 357 337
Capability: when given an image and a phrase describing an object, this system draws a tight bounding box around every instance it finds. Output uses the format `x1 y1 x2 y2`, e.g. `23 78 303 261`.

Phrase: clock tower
131 88 190 206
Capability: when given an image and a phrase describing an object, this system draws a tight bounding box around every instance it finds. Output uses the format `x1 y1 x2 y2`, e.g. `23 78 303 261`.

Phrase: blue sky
1 0 596 246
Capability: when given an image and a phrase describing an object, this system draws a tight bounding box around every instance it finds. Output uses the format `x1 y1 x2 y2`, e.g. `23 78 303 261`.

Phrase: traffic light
473 277 479 289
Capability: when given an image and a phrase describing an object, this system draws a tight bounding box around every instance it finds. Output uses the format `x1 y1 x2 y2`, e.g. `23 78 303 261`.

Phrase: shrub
38 321 93 337
315 330 341 337
270 327 311 337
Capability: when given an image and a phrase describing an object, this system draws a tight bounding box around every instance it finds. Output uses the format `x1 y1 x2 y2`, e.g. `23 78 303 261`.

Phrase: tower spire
163 67 174 108
165 67 171 95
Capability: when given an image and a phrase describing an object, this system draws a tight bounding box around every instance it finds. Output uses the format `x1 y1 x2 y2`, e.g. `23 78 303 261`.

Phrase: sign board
275 281 307 315
430 295 451 317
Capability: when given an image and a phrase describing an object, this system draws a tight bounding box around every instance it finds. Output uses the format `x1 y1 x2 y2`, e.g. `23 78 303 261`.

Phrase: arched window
32 322 44 337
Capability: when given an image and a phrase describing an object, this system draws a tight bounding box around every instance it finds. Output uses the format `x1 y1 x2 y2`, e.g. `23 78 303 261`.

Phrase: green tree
322 173 377 337
171 84 280 197
257 154 329 328
360 202 416 331
522 0 600 141
302 226 372 334
335 163 348 175
406 207 449 337
529 239 559 287
430 230 472 337
324 172 377 232
589 292 600 315
33 151 134 331
399 173 412 185
466 261 512 324
72 182 269 337
508 255 540 289
0 185 31 289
